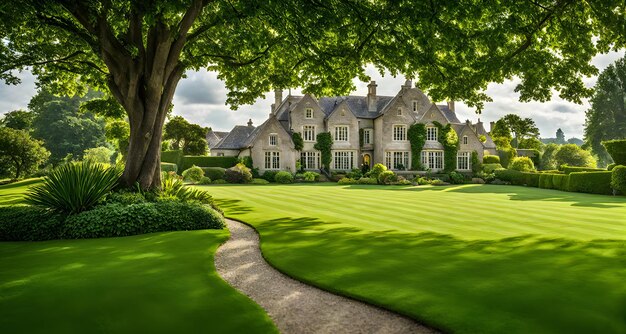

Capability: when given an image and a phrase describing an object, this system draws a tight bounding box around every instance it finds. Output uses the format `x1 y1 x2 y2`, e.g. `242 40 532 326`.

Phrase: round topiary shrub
224 163 252 183
509 156 535 172
261 170 279 182
182 165 204 183
378 170 397 185
275 171 294 184
483 155 500 164
611 165 626 194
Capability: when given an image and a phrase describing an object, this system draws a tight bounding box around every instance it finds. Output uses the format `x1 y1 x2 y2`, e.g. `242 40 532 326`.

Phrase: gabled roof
242 115 293 148
318 96 394 119
206 130 229 149
436 105 461 123
475 121 496 149
213 125 256 150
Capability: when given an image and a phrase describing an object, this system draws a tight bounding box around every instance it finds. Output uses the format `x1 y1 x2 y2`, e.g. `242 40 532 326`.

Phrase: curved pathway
215 219 437 334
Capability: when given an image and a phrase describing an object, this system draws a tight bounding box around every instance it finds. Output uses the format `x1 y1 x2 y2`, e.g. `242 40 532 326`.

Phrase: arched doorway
362 154 371 168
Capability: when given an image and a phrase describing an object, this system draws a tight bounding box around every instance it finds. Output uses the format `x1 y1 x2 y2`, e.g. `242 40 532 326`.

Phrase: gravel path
215 219 437 334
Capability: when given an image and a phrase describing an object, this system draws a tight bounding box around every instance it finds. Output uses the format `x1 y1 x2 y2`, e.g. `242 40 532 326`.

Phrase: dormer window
305 108 313 119
426 127 438 141
412 101 418 112
397 108 402 116
463 136 468 145
269 133 278 146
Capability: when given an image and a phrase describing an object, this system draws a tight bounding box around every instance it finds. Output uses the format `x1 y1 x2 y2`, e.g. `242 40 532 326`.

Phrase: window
385 151 409 170
305 108 313 119
333 151 354 170
421 151 444 170
264 151 280 169
301 151 320 169
463 136 468 145
269 133 278 146
426 127 438 141
457 152 470 170
216 153 224 157
363 129 372 145
334 126 348 141
397 108 403 116
303 125 316 142
393 125 407 141
412 100 418 112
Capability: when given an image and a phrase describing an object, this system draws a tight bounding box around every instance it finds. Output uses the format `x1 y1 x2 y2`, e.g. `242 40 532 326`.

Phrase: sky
1 50 623 139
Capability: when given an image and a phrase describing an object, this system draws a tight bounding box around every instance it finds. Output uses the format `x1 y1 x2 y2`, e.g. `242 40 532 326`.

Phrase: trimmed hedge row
497 170 615 195
561 166 606 174
161 150 184 165
180 156 238 170
493 170 538 186
0 206 64 241
567 171 613 195
161 162 178 173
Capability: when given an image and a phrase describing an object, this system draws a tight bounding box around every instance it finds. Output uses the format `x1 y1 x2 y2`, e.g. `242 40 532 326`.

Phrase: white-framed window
305 108 313 119
426 127 438 141
264 151 280 169
269 133 278 146
457 152 470 170
463 135 468 145
363 128 372 145
301 151 320 170
397 108 403 116
216 153 225 157
333 151 354 170
385 151 409 170
303 125 316 142
393 125 407 141
334 126 349 141
412 100 418 112
421 151 444 170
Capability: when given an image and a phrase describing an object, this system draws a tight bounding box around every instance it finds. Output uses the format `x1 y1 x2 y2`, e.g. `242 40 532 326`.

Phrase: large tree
0 110 35 131
584 56 626 166
0 127 50 178
163 115 208 155
501 114 540 148
1 1 623 188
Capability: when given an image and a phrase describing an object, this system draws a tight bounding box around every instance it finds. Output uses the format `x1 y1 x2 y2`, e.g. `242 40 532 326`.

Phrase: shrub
567 171 612 195
602 139 626 165
561 166 606 174
554 144 597 168
161 162 178 173
250 178 270 185
302 171 320 182
202 167 225 180
498 148 517 168
25 162 123 214
378 170 397 185
611 165 626 194
415 177 430 185
471 151 482 175
357 177 378 185
261 170 278 182
483 163 504 173
63 201 224 239
212 179 227 184
346 168 363 180
509 156 535 172
369 163 388 183
182 165 204 183
160 172 215 206
275 171 294 184
483 155 500 164
448 171 465 184
607 163 617 171
337 178 357 184
106 190 147 205
430 179 446 186
224 163 252 183
393 176 412 185
180 156 238 170
494 169 522 184
197 176 212 185
0 206 64 241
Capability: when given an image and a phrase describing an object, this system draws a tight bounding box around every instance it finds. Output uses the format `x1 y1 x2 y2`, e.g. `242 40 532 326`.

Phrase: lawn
202 183 626 334
0 181 277 334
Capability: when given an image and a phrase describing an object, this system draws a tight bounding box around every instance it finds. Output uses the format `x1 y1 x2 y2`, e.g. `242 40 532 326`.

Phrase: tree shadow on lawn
254 216 626 334
343 184 626 209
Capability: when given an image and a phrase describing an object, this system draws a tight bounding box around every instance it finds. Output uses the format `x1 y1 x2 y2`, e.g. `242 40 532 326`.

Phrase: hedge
161 150 183 165
202 167 226 180
552 174 569 191
483 155 500 164
483 163 504 173
0 206 64 241
611 166 626 194
567 171 613 195
161 162 178 173
602 139 626 165
561 166 606 174
180 156 238 170
538 173 554 189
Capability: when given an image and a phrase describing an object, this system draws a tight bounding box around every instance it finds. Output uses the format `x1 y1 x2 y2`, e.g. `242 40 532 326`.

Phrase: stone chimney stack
401 79 412 91
490 121 495 132
367 81 377 112
447 101 455 112
271 89 283 114
247 119 253 127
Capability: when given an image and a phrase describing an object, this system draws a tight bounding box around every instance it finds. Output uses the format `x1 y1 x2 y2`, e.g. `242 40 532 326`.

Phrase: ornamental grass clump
25 162 123 214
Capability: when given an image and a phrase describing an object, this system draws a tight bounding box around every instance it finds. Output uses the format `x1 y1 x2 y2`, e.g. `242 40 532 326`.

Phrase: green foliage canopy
0 127 50 178
554 144 597 168
0 110 34 131
163 116 208 155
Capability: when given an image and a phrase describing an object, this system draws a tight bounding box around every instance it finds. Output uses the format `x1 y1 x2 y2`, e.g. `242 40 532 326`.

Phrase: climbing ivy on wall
433 121 459 172
359 128 364 148
408 123 427 170
314 132 333 171
292 132 303 151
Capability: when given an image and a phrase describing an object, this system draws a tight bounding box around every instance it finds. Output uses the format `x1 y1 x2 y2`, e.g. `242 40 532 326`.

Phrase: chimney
272 89 283 114
402 79 412 90
367 80 377 112
490 121 495 132
247 119 253 127
447 101 455 112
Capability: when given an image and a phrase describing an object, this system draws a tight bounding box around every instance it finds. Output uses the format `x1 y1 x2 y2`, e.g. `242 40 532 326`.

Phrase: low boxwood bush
202 167 225 180
448 171 465 184
611 165 626 194
275 171 294 184
197 176 212 185
483 155 500 164
337 178 357 184
180 156 238 170
368 163 388 183
261 170 279 182
182 165 204 183
161 162 178 173
302 171 320 182
212 179 227 184
0 206 64 241
224 163 252 183
483 163 504 173
357 177 378 185
378 170 397 185
250 178 270 185
107 190 147 205
561 166 606 174
567 171 613 195
509 156 535 172
62 201 224 239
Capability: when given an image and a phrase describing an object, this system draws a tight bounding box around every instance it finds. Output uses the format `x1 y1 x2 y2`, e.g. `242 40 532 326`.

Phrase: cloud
175 69 226 105
0 70 37 114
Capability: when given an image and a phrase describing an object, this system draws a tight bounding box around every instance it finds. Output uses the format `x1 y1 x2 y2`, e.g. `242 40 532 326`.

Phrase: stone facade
211 80 496 173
